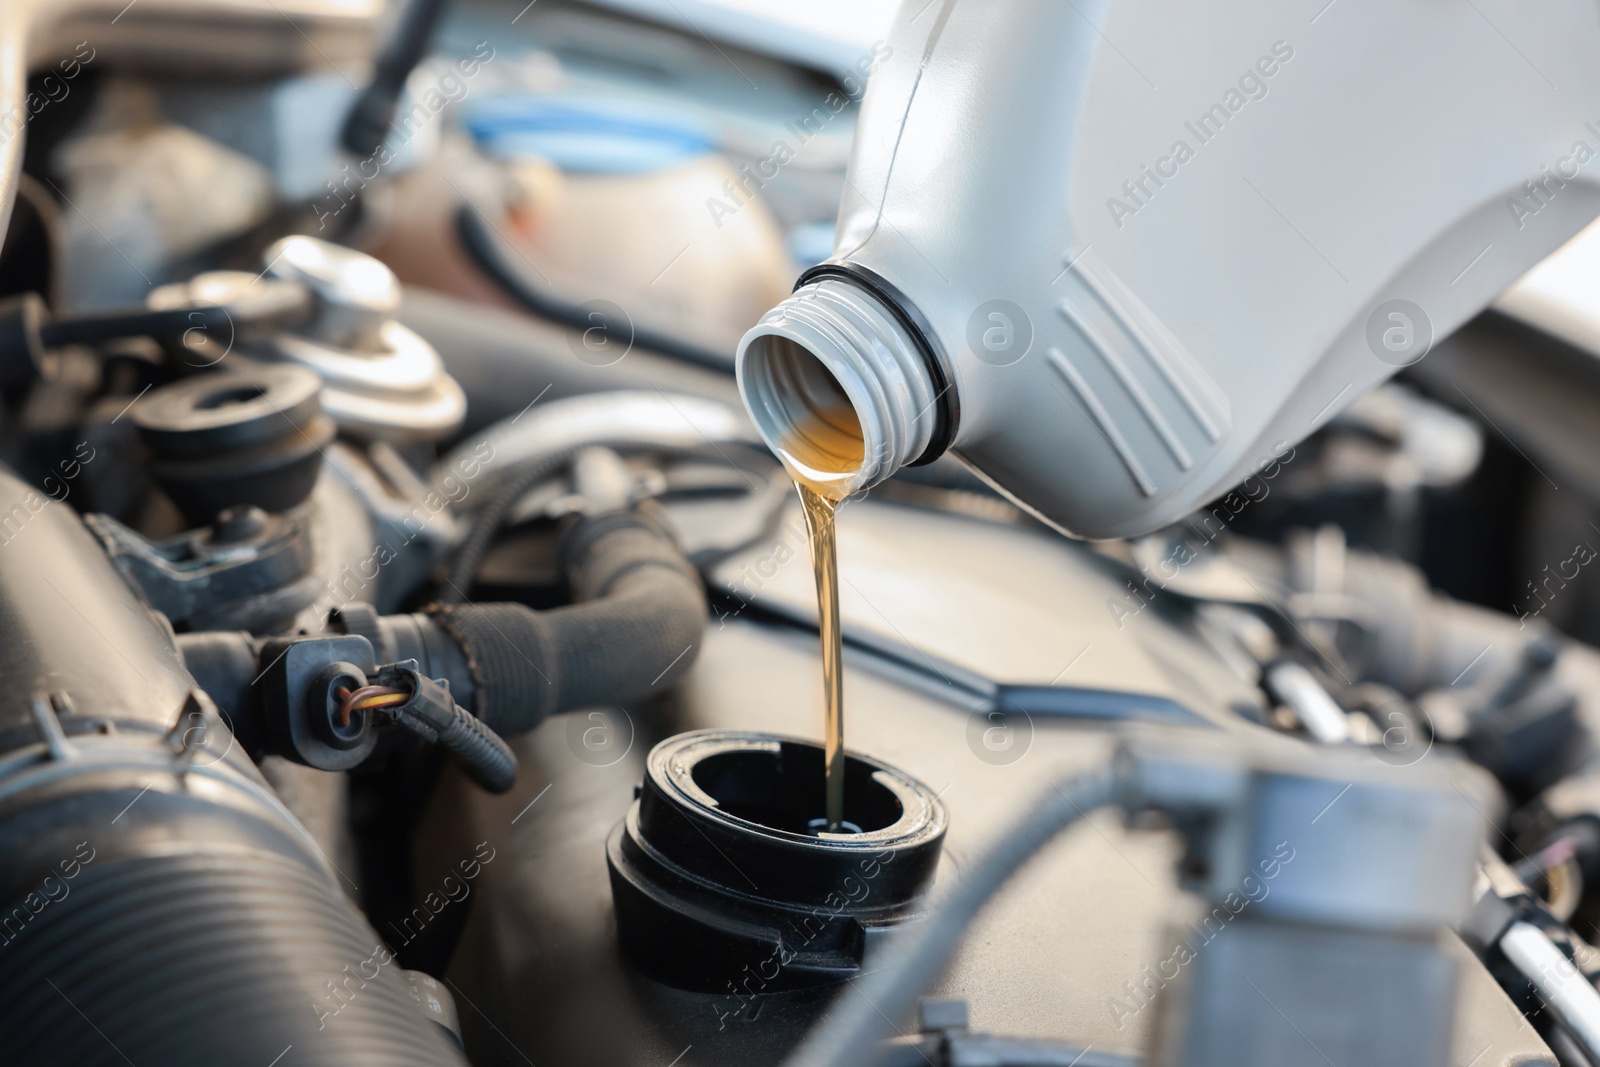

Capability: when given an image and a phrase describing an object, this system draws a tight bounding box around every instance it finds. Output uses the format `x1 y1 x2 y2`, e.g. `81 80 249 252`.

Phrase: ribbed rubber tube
438 449 572 603
426 508 707 737
0 850 466 1066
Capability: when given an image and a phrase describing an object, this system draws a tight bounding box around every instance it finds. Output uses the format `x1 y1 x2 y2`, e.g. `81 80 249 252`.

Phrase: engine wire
334 685 410 727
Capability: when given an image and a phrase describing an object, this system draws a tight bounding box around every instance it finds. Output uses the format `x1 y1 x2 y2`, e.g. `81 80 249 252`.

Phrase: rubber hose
0 848 461 1065
426 507 706 737
438 449 573 602
341 0 453 157
399 289 741 439
0 463 466 1065
783 770 1117 1067
455 205 732 372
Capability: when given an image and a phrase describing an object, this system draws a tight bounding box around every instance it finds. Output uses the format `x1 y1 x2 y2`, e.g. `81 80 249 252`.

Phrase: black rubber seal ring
794 261 958 467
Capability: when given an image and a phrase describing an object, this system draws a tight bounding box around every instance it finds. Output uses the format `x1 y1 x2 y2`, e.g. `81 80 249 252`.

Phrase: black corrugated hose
425 504 707 737
0 466 468 1066
437 449 575 603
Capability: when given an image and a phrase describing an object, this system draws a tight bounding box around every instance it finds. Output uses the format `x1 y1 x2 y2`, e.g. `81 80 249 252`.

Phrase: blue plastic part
463 95 718 174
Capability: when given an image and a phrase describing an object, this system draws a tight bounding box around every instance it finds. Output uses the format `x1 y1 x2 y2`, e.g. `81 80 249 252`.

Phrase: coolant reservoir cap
606 729 947 992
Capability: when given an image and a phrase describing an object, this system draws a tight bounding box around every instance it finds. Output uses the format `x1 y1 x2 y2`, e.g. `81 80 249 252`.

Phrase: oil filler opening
692 741 903 835
606 730 949 991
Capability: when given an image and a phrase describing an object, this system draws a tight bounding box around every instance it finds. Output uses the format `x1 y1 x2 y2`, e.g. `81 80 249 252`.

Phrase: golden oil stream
768 341 864 831
797 483 846 830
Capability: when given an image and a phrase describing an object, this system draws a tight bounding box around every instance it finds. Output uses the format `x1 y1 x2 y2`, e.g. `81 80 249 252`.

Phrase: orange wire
354 693 410 710
335 684 409 726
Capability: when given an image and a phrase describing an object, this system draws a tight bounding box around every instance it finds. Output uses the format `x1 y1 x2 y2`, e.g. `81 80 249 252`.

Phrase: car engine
3 2 1600 1066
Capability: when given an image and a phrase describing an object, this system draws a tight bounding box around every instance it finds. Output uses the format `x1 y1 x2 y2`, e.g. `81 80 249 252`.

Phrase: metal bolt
264 235 400 351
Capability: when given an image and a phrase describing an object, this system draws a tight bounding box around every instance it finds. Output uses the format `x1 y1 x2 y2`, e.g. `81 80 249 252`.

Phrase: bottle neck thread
736 278 937 495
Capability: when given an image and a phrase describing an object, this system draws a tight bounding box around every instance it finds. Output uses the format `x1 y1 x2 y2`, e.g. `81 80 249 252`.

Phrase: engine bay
2 2 1600 1066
